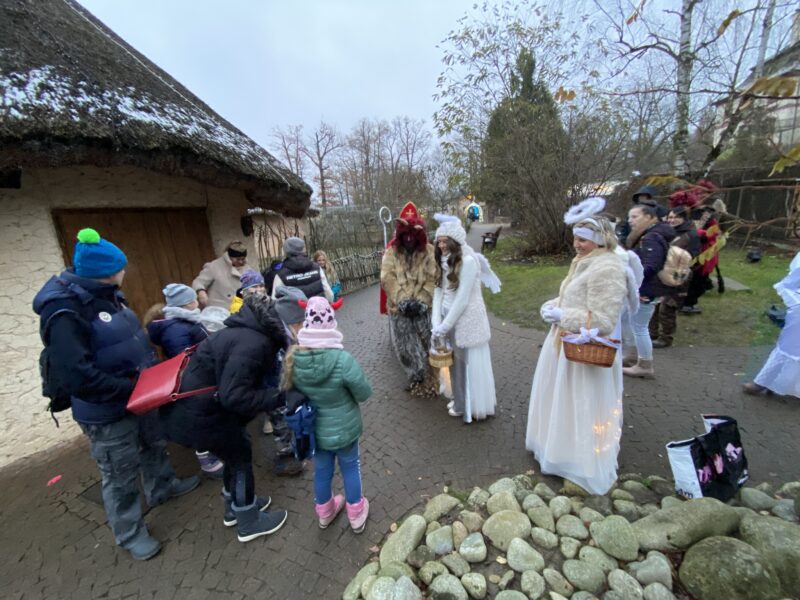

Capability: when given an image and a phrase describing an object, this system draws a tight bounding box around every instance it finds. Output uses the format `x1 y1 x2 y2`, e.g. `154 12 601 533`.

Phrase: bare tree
303 122 343 213
270 124 307 178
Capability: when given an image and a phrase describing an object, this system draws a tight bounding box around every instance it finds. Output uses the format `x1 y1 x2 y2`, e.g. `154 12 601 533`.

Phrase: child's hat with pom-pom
73 228 128 279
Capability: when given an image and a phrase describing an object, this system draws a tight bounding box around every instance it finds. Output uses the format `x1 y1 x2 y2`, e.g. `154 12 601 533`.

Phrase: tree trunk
754 0 777 79
672 0 695 176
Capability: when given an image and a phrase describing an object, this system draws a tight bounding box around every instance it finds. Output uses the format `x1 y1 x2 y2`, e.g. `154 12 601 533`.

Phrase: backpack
658 242 693 287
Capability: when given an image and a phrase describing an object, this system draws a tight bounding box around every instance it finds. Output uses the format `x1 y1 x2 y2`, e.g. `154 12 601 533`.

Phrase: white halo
564 196 606 225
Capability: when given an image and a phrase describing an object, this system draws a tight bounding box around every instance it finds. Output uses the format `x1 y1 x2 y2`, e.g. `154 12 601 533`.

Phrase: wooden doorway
52 208 215 318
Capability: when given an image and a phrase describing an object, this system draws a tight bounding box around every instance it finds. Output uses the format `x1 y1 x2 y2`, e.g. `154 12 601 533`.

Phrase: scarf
163 305 204 323
296 328 344 349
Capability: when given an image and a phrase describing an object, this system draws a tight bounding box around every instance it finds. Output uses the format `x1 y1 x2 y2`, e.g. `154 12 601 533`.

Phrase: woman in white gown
744 251 800 397
525 203 628 494
431 214 501 423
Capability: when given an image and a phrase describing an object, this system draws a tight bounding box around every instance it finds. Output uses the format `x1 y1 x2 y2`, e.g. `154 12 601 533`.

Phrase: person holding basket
525 198 630 495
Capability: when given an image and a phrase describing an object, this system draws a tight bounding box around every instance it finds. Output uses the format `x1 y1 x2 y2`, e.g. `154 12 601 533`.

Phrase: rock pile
342 475 800 600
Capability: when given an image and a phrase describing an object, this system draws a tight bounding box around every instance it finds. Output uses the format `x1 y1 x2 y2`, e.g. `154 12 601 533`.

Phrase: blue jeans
79 413 176 548
313 441 362 505
630 301 657 361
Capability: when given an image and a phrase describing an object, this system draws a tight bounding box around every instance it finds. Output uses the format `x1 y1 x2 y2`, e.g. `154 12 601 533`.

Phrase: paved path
2 224 799 599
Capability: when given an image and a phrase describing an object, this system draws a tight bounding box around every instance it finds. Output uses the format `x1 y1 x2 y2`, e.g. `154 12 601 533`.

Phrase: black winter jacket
631 222 677 300
161 303 286 449
147 318 208 359
276 255 324 298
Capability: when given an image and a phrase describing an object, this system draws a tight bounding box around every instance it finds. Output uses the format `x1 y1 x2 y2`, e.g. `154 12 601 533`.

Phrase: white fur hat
434 213 467 246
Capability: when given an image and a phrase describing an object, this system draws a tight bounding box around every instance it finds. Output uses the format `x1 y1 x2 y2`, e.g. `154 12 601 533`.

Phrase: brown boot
623 359 655 379
622 349 638 368
652 338 672 349
743 382 771 396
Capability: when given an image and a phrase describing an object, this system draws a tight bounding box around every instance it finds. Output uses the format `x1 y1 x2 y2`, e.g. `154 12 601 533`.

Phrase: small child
230 270 266 314
147 284 222 479
280 297 372 532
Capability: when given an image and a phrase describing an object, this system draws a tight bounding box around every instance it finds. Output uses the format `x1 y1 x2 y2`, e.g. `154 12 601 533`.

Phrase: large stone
611 489 635 502
770 499 798 522
543 568 574 597
520 570 546 599
427 525 454 555
366 577 396 600
393 576 423 600
381 515 427 568
640 504 660 518
614 499 641 522
530 527 558 549
560 536 581 559
570 592 597 600
738 512 800 594
407 545 435 569
527 506 555 532
589 515 640 561
739 488 778 512
419 561 448 586
378 561 417 583
608 568 644 599
458 532 487 563
343 562 380 600
533 482 556 502
549 496 572 519
632 497 740 552
489 477 518 495
468 487 490 510
627 550 672 590
777 481 800 500
679 536 781 600
441 553 471 577
428 521 442 535
556 514 589 539
428 573 469 600
497 570 515 590
495 592 527 600
488 491 522 514
522 493 546 511
569 497 585 515
459 510 485 533
561 479 590 497
647 478 677 498
482 510 532 552
513 474 536 493
425 494 462 523
562 559 605 594
452 521 469 550
578 507 605 524
583 494 613 516
622 480 660 504
361 576 378 598
660 496 683 510
507 537 545 573
796 494 800 518
460 573 486 600
643 582 676 600
578 545 618 574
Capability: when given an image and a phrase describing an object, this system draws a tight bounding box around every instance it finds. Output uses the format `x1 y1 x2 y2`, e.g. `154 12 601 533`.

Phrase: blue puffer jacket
290 349 372 451
147 318 208 358
32 270 156 425
632 222 677 300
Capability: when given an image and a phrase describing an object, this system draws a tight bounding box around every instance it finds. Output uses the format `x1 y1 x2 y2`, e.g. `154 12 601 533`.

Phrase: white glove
432 323 450 337
541 306 563 324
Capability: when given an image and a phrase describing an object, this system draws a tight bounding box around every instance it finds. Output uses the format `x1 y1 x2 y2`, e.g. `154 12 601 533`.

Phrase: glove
432 323 450 338
541 306 562 324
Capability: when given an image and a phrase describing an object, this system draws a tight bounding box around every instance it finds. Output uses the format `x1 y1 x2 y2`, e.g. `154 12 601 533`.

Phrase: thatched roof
0 0 311 217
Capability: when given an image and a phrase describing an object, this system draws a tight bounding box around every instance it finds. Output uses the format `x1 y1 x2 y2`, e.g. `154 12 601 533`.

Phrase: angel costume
432 215 501 423
753 252 800 397
525 198 634 494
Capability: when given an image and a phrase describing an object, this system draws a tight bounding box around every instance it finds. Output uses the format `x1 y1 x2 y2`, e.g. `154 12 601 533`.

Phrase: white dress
434 254 497 423
525 250 627 495
754 252 800 397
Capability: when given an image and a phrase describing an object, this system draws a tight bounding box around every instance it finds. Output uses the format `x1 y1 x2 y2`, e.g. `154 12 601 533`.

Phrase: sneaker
448 407 464 417
274 458 305 477
234 504 288 543
126 529 162 561
447 400 454 410
196 451 224 479
651 338 672 349
223 494 272 527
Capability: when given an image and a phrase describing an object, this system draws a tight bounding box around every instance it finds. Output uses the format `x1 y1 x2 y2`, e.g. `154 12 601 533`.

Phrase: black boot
233 501 288 543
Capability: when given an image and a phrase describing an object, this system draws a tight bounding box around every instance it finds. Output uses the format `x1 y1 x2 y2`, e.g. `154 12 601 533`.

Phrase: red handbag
126 345 217 416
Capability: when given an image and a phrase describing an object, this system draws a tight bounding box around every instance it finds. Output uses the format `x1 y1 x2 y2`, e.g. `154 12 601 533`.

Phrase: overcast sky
77 0 472 151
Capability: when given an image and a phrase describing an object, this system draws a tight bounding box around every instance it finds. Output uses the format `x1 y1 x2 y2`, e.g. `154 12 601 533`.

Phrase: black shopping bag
666 414 749 501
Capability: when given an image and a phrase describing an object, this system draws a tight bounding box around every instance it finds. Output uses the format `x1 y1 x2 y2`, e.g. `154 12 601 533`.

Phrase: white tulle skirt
440 342 497 423
755 306 800 397
525 326 624 495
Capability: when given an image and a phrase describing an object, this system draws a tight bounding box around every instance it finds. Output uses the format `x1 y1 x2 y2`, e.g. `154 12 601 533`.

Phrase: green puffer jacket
290 348 372 451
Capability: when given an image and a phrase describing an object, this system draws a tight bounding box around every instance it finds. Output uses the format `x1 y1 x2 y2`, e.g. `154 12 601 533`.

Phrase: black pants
209 430 254 507
684 270 711 308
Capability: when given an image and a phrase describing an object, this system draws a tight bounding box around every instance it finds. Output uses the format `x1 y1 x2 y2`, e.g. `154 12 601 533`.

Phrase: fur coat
380 244 438 315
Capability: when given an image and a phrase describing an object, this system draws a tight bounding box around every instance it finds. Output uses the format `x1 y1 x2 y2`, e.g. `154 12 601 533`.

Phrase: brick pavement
1 225 798 599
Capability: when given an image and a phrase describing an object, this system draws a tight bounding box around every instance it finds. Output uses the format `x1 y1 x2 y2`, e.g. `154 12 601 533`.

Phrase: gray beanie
283 236 306 256
162 283 197 307
274 286 307 325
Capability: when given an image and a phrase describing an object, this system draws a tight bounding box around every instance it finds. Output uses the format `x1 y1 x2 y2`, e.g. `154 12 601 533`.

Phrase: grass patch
483 241 792 347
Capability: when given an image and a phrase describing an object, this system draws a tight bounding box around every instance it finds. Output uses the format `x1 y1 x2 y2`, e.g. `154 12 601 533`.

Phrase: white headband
573 226 605 246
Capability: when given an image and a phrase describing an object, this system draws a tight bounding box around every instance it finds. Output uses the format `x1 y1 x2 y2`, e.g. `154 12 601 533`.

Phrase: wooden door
52 208 216 318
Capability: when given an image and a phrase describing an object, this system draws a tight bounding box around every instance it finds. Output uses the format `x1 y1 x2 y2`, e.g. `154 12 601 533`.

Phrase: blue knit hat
239 269 264 292
162 283 197 307
73 228 128 278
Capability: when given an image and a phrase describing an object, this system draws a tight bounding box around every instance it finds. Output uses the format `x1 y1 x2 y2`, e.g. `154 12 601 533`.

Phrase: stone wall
0 165 257 468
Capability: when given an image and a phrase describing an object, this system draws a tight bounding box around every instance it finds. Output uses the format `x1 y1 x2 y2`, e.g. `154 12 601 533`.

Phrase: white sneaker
447 400 454 410
448 407 464 417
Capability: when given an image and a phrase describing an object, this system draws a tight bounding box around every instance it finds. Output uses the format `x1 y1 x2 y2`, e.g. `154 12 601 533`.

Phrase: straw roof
0 0 311 217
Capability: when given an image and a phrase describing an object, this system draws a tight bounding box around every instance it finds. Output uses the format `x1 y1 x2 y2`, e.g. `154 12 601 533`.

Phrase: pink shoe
315 494 344 529
346 497 370 533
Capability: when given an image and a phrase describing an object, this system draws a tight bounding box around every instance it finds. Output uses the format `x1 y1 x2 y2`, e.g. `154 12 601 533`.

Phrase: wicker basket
429 347 453 369
560 311 618 368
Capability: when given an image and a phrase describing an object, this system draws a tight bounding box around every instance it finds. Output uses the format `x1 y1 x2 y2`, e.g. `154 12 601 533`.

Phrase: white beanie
434 214 467 246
